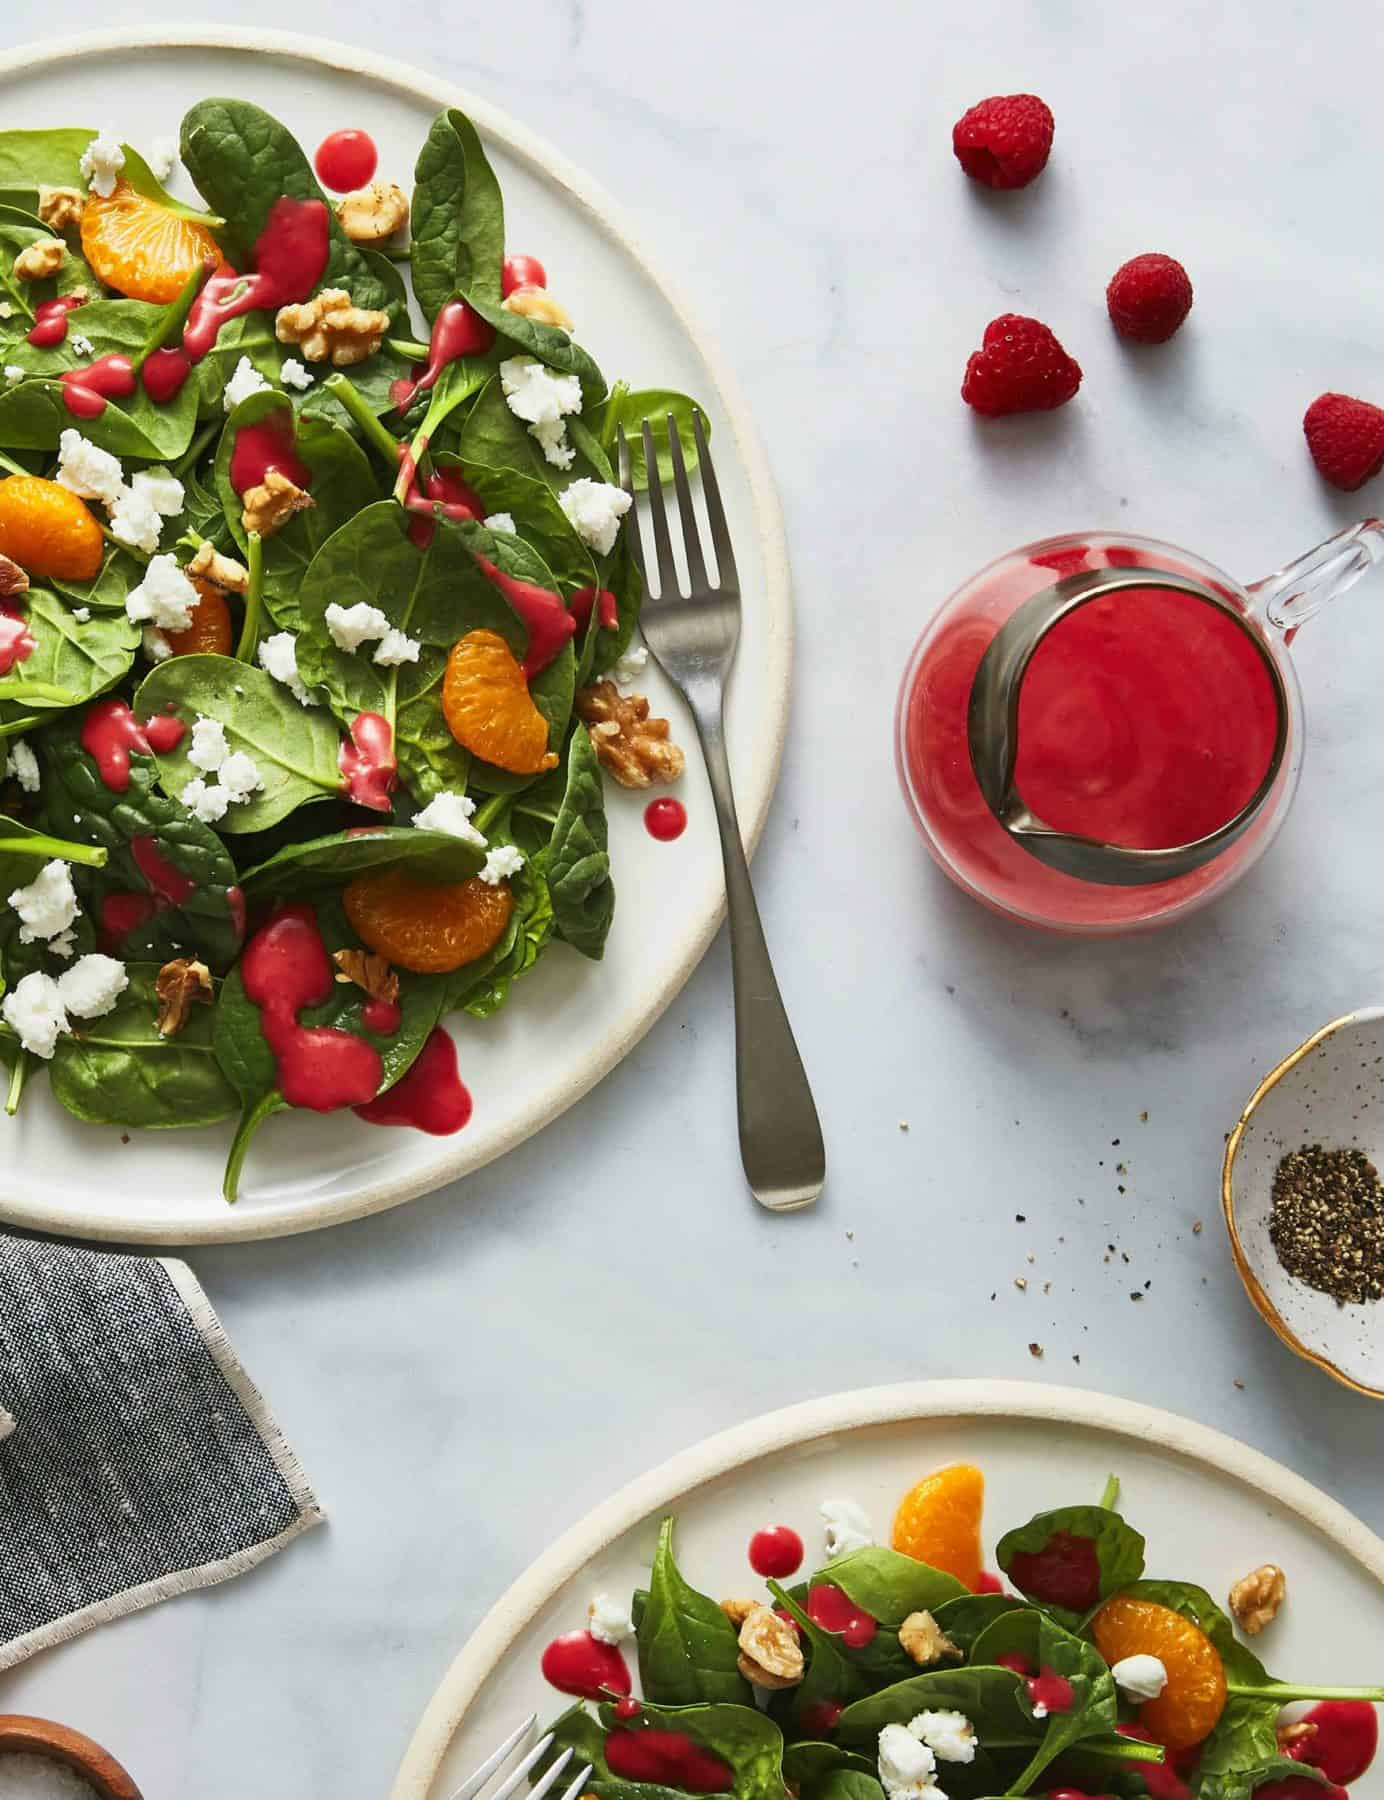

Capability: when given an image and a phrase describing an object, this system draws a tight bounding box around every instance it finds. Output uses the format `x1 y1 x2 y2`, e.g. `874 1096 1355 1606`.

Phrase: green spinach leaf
635 1515 751 1706
782 1744 878 1792
932 1592 1028 1653
589 385 705 490
411 108 504 323
813 1547 968 1628
460 286 606 407
0 590 138 712
996 1505 1146 1628
546 725 614 959
240 824 484 898
970 1608 1117 1791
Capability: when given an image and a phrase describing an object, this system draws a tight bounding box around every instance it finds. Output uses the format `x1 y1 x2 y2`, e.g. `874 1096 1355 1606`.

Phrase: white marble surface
3 2 1384 1795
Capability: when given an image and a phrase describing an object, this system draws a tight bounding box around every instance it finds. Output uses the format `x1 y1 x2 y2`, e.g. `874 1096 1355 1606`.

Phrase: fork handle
690 698 825 1211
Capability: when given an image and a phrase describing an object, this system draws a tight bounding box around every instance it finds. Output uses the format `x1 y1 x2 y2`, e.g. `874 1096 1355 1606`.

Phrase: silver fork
447 1714 592 1800
617 411 825 1213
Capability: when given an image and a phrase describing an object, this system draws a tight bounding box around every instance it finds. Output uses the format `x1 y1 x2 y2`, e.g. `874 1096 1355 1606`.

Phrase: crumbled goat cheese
325 601 391 652
71 606 91 623
143 627 172 663
48 926 77 960
500 356 581 468
613 642 648 685
223 354 272 413
411 791 485 847
181 778 230 823
131 466 185 517
821 1497 874 1558
218 751 262 802
187 714 230 772
6 739 40 793
279 358 314 391
3 365 24 387
79 129 126 198
907 1713 976 1765
257 631 312 705
0 303 12 319
480 844 525 887
8 858 79 944
149 136 179 183
56 953 128 1020
485 512 516 534
559 478 632 556
877 1725 942 1800
108 484 165 553
1111 1655 1168 1702
530 415 576 470
126 554 198 632
373 628 421 667
1 970 69 1059
56 428 125 504
70 334 94 358
588 1593 635 1646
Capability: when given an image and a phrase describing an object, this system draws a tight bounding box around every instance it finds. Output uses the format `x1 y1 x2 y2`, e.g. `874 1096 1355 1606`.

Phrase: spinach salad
0 105 702 1199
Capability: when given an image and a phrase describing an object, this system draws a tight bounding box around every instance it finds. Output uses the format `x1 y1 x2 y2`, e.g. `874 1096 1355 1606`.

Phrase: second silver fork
617 412 824 1213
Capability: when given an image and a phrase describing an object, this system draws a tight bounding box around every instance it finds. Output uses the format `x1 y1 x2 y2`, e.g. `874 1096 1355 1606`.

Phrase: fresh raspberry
1106 253 1194 343
1303 393 1384 491
961 314 1082 416
952 94 1054 190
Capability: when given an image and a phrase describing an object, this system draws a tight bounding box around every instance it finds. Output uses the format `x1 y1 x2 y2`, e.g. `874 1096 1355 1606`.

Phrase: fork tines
446 1714 593 1800
617 409 738 602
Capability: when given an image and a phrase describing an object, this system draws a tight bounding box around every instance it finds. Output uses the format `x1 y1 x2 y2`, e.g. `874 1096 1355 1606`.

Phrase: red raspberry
961 314 1082 416
952 94 1054 190
1303 393 1384 491
1106 253 1194 343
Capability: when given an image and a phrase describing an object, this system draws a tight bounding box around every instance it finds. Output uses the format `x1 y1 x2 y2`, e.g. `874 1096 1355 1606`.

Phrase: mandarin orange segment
891 1463 985 1588
442 628 558 776
80 180 224 304
1092 1594 1227 1750
343 870 514 974
0 475 103 581
164 580 233 657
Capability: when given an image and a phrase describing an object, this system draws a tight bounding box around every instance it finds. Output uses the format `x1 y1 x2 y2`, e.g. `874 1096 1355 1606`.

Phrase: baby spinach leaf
813 1547 968 1628
547 725 614 960
214 389 379 626
179 99 399 320
932 1591 1028 1653
836 1664 1034 1746
48 962 238 1130
118 143 223 227
0 128 94 212
448 860 554 1017
587 528 643 680
637 1515 751 1707
52 543 146 616
589 386 705 490
460 285 606 407
135 654 344 832
40 714 245 974
996 1505 1146 1628
411 108 505 323
1195 1757 1329 1800
812 1775 887 1800
782 1745 877 1791
0 295 200 458
456 373 603 496
969 1609 1117 1791
0 590 138 712
442 448 597 594
239 824 484 898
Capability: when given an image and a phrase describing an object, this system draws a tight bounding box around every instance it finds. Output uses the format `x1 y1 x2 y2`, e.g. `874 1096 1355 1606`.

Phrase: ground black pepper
1269 1145 1384 1305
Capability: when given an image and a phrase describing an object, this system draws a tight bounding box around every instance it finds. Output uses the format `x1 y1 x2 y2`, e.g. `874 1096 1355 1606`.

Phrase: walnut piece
1229 1563 1286 1635
13 237 66 281
186 540 250 595
333 949 400 1005
336 182 410 244
0 554 29 599
898 1609 963 1668
575 681 685 788
37 185 85 231
502 285 573 331
241 469 315 538
275 287 390 367
154 958 213 1037
719 1598 759 1627
736 1604 804 1690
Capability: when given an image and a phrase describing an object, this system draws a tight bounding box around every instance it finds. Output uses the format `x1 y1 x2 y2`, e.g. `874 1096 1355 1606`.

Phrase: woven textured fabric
0 1231 322 1669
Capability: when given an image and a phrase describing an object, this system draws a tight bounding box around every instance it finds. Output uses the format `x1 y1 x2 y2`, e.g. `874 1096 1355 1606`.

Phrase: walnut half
333 949 400 1005
13 237 66 281
154 958 213 1037
502 286 573 331
1228 1563 1286 1635
719 1598 760 1628
276 287 390 367
736 1604 804 1690
0 554 29 599
37 185 85 231
186 540 250 595
898 1609 963 1668
336 182 410 244
242 469 315 539
574 681 685 789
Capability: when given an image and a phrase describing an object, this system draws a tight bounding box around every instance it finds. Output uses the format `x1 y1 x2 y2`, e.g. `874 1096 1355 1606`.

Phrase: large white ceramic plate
0 30 791 1243
393 1380 1384 1799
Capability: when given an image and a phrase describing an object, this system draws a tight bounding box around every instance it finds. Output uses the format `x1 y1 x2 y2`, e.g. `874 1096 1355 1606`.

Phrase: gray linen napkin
0 1231 323 1670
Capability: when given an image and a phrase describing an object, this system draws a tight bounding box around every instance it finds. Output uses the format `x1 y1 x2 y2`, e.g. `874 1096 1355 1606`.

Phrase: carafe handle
1249 518 1384 633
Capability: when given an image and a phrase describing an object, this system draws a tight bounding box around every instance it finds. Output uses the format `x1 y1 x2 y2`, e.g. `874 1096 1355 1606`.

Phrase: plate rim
388 1376 1384 1798
0 26 793 1245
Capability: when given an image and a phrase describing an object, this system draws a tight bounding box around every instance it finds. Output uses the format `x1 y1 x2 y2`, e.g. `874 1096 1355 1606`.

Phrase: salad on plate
0 101 701 1200
532 1464 1384 1800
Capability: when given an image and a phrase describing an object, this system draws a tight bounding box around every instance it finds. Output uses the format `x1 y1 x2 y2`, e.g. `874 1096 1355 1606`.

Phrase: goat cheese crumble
224 355 273 413
588 1593 635 1646
484 512 517 534
71 606 91 623
8 859 79 944
56 953 128 1020
373 628 421 667
559 478 632 556
5 739 40 793
257 631 312 705
218 751 263 802
56 429 124 504
108 484 165 554
148 136 179 183
877 1725 943 1800
143 627 173 663
500 356 581 469
907 1712 976 1765
181 717 262 814
1111 1654 1168 1702
821 1497 874 1558
411 791 485 847
325 601 391 652
187 715 230 772
79 129 126 198
125 555 198 633
1 970 69 1059
280 358 314 391
613 642 648 685
480 844 524 887
131 466 186 518
3 365 23 387
180 777 230 823
70 333 94 358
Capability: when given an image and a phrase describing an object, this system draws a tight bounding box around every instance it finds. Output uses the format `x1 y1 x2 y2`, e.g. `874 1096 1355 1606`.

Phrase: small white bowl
1224 1008 1384 1398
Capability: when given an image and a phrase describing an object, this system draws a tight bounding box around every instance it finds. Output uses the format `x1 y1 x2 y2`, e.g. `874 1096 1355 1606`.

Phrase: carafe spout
1249 518 1384 632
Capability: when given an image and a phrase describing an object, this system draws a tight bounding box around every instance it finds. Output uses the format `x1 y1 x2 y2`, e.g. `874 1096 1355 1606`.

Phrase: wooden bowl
0 1716 142 1799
